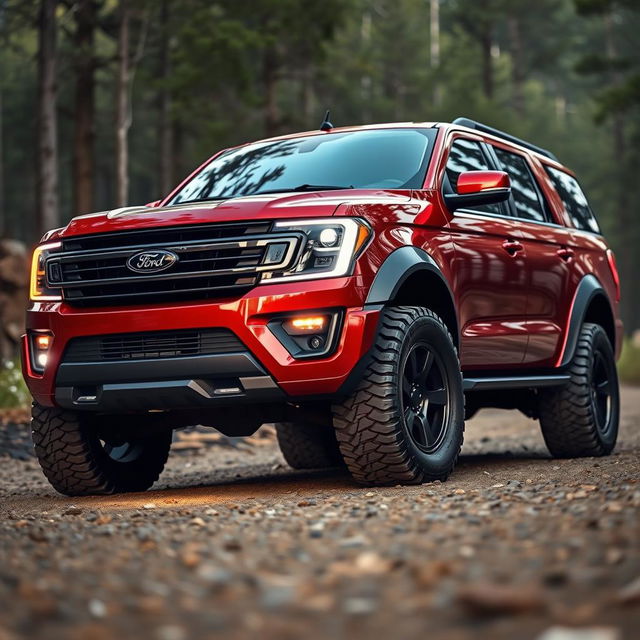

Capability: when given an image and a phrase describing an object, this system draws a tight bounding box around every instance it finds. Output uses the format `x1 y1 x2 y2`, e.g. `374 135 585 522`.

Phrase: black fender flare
365 246 458 340
560 274 613 367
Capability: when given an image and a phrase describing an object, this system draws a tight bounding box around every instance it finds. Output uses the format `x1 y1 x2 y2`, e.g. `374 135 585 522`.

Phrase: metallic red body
23 122 623 407
456 170 510 194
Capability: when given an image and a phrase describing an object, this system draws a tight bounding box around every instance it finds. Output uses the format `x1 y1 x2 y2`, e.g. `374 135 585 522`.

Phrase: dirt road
1 388 639 640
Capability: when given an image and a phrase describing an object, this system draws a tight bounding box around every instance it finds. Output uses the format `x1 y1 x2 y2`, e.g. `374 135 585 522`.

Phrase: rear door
444 136 529 369
489 145 574 367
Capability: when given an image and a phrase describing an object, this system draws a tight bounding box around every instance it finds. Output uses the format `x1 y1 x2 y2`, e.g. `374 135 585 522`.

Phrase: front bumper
22 276 380 409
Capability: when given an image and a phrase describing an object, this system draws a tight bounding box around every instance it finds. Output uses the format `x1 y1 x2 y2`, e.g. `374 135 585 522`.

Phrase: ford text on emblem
126 250 178 274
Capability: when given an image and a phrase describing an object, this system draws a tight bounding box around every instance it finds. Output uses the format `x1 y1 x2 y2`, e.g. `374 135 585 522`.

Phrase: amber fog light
29 331 53 373
269 311 343 359
283 315 328 335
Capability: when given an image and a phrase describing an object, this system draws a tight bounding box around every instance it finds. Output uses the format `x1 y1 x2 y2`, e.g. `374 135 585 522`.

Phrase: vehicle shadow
2 445 556 514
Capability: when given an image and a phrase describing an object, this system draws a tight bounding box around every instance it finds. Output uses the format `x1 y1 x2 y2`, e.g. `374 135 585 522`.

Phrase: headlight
263 218 372 283
30 242 62 301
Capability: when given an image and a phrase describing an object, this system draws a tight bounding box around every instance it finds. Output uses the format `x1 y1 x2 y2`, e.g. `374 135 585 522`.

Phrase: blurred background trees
0 0 639 331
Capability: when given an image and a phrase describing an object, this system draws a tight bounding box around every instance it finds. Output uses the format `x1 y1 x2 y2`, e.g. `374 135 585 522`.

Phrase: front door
489 145 574 367
444 137 529 370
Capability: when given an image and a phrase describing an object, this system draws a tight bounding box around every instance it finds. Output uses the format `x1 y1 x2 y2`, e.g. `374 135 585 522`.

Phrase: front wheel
332 306 464 486
538 323 619 457
31 404 172 496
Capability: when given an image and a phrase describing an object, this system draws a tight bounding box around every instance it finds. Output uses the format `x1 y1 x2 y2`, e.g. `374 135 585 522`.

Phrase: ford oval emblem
126 250 178 274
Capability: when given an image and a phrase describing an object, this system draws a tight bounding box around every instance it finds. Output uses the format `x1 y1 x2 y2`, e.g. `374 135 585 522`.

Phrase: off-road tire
332 306 464 486
31 403 172 496
275 421 344 469
538 323 619 458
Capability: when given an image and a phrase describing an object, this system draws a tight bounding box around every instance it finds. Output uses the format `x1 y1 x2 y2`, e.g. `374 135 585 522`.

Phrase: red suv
22 117 622 496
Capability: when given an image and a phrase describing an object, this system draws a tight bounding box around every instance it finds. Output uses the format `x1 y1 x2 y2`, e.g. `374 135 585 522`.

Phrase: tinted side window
445 139 502 215
493 148 548 223
544 166 600 233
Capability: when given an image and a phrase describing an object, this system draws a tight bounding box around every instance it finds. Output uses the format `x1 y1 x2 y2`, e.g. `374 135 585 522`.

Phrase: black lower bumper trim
55 376 284 412
54 352 284 411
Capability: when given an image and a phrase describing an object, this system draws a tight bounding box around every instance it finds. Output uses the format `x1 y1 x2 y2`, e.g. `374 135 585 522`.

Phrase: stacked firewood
0 239 29 362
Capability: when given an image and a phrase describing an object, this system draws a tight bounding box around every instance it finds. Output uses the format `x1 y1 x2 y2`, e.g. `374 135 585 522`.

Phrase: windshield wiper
253 184 354 195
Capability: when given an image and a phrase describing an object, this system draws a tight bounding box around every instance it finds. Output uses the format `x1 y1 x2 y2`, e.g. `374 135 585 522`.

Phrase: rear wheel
31 403 172 496
275 421 344 470
332 306 464 486
538 323 619 457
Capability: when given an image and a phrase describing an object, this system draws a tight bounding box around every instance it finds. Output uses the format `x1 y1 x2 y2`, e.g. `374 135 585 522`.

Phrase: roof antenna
320 110 333 131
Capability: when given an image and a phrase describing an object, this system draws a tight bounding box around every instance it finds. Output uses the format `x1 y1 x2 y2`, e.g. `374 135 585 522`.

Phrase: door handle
557 247 575 262
502 239 524 256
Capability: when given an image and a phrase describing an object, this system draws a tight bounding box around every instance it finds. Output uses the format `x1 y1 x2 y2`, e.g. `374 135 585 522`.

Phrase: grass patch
0 360 30 408
618 338 640 386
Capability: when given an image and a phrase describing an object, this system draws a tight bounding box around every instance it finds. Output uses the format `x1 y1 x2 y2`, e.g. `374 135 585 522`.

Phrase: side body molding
559 274 612 368
365 246 458 338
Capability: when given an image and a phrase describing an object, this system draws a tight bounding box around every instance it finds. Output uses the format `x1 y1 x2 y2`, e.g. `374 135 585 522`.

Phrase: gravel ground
1 388 639 640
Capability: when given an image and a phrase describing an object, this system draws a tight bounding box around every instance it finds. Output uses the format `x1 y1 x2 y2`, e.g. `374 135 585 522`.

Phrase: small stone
339 535 368 549
196 564 232 587
343 597 376 615
62 505 82 516
354 552 391 575
155 625 187 640
136 526 155 542
543 568 569 587
457 582 545 616
223 538 242 552
617 576 640 605
536 626 620 640
88 598 107 618
143 503 157 510
28 528 49 543
605 548 624 565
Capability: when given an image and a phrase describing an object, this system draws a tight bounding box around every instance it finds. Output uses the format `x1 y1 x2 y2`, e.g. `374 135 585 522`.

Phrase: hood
49 189 415 241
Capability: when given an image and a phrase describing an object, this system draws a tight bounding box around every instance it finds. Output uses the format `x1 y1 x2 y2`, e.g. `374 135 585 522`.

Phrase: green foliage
618 339 640 386
1 0 640 332
0 361 30 409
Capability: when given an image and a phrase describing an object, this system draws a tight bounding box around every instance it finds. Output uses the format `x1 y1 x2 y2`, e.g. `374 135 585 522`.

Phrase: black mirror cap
444 187 511 212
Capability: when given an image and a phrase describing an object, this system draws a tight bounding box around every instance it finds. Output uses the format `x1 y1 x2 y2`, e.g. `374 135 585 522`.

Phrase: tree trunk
0 85 4 238
172 119 184 188
72 0 96 216
480 27 494 100
37 0 58 235
508 15 525 116
430 0 440 68
115 0 130 208
158 0 173 197
604 12 634 331
263 47 279 136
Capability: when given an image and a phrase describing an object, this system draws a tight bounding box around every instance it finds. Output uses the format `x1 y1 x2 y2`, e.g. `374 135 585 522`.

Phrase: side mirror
445 170 511 211
145 199 162 208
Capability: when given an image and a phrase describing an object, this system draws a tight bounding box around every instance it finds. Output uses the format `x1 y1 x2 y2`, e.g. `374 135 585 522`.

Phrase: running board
463 374 571 392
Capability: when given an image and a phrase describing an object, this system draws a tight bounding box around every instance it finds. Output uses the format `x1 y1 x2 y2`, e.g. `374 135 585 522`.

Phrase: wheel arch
365 246 459 348
560 274 616 367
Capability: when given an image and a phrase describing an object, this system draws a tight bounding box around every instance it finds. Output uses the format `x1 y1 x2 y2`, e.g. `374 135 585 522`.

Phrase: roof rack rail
452 117 558 162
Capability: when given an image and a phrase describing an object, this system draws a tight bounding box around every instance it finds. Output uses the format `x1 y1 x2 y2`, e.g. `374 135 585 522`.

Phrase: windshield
168 128 437 205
